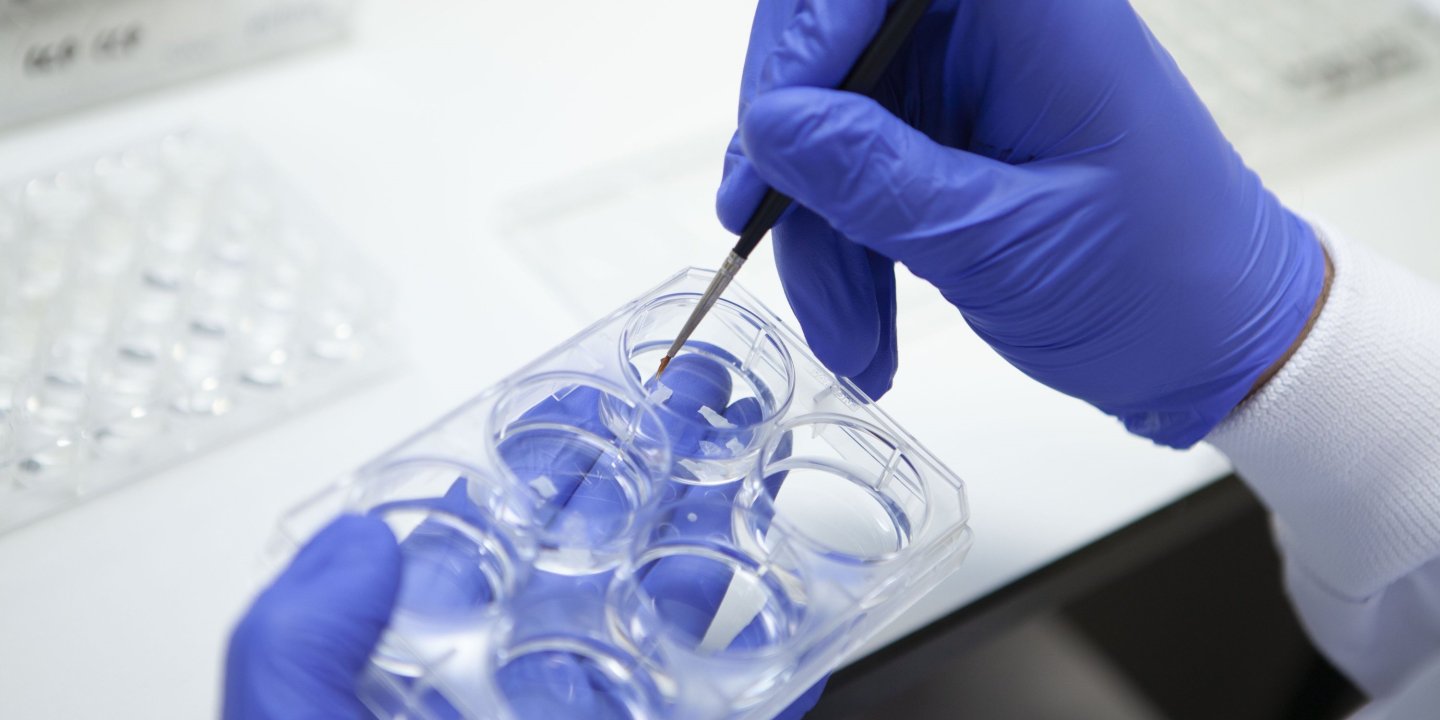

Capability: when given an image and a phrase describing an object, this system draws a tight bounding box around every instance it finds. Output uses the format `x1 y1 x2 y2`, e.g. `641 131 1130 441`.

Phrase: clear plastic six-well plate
276 268 972 720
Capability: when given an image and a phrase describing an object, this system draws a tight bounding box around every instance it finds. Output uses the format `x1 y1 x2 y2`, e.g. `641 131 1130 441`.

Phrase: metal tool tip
654 355 672 379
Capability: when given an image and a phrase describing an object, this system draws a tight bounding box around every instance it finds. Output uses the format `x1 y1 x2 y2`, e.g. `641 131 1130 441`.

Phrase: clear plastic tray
274 268 972 720
0 129 394 533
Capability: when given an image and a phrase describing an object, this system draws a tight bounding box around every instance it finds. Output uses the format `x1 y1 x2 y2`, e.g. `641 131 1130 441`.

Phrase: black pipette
656 0 933 378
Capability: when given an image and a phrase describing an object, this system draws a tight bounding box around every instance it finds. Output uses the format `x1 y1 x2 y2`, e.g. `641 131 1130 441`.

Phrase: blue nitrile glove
717 0 1328 447
226 486 498 720
224 515 402 720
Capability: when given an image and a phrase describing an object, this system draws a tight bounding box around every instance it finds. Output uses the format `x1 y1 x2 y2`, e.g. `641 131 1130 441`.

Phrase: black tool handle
732 0 931 259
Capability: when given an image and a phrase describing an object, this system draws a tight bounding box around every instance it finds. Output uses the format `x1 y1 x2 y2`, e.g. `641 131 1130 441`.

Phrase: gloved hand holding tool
718 0 1328 447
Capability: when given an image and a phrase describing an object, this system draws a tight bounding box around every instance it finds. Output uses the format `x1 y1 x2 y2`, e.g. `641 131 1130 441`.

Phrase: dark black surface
1063 484 1361 720
806 476 1362 719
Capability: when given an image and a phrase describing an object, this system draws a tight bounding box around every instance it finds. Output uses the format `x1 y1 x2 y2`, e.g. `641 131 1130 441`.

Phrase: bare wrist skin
1245 244 1335 402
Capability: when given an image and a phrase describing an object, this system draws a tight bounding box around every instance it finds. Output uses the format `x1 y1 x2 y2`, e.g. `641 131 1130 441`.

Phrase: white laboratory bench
0 2 1436 717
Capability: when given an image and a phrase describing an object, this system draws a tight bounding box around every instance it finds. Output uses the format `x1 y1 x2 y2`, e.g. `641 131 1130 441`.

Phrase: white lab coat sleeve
1205 226 1440 701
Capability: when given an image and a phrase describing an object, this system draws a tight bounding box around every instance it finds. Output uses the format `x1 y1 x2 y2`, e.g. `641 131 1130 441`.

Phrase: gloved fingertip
808 334 875 380
323 514 403 574
772 210 883 379
225 515 404 720
843 251 900 401
845 350 897 401
716 151 767 235
651 354 731 404
284 513 398 577
722 130 745 174
738 87 829 172
266 514 402 629
722 397 763 426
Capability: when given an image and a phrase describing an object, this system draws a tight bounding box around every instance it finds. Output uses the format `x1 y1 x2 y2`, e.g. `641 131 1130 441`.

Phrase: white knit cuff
1207 226 1440 600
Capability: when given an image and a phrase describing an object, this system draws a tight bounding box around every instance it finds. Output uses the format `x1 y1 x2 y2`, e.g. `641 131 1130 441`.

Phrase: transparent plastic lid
273 268 971 719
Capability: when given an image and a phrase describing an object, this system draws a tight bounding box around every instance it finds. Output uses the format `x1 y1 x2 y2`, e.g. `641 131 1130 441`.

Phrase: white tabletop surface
1 2 1437 717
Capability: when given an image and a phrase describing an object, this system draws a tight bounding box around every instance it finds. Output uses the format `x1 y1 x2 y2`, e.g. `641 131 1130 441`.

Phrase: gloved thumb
738 86 1030 268
224 514 402 719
